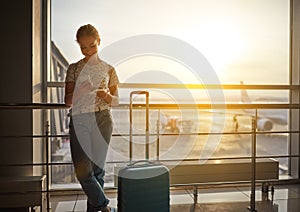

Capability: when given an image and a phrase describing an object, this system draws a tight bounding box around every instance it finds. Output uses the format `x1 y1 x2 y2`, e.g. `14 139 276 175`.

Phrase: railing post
45 120 51 211
248 110 257 212
156 109 160 161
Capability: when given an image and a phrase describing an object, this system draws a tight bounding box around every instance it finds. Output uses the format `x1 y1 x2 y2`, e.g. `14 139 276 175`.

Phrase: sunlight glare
193 22 246 74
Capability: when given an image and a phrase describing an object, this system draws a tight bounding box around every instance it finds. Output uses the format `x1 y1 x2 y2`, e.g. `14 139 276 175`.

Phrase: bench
165 158 279 203
114 158 279 203
0 175 46 211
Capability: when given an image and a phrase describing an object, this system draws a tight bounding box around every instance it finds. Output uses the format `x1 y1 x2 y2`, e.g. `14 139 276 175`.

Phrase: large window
50 0 292 186
52 0 289 85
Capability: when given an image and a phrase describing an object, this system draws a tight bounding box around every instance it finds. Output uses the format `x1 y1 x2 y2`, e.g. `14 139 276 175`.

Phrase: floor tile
171 193 194 205
51 194 79 211
73 200 86 212
273 198 300 212
55 201 76 212
288 184 300 196
198 201 279 212
171 204 201 212
238 187 299 201
197 190 249 203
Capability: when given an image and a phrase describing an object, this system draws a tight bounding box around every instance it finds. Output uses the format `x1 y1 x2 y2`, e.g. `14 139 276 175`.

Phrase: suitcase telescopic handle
129 91 149 162
130 90 149 97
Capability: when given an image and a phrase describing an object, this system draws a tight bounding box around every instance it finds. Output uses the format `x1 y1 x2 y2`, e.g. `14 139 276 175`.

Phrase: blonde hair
76 24 100 42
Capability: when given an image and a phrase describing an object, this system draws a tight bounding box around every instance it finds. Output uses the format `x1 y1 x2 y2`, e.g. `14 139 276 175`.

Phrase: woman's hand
96 88 108 99
95 85 119 106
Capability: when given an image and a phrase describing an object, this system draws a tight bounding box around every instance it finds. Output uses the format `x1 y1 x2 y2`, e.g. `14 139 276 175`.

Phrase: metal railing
0 97 299 211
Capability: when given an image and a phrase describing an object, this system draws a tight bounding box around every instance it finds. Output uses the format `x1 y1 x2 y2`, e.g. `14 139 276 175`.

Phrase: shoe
101 206 117 212
101 206 109 212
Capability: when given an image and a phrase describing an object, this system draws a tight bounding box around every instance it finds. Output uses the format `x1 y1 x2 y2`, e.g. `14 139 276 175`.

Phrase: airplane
159 81 288 133
239 81 288 131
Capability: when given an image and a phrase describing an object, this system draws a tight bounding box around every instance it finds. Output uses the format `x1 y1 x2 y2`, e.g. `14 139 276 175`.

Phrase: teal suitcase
117 161 170 212
117 91 170 212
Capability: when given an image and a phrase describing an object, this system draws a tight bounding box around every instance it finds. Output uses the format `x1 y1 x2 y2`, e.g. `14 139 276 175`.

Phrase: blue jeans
69 110 113 211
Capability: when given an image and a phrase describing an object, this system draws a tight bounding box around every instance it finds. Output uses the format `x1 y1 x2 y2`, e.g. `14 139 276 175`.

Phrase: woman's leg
92 110 113 185
70 114 110 211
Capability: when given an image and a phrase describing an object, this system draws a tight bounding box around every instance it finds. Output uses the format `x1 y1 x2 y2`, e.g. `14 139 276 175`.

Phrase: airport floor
50 183 300 212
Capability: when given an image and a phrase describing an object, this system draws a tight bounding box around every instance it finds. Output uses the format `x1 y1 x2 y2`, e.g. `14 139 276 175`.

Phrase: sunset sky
51 0 289 85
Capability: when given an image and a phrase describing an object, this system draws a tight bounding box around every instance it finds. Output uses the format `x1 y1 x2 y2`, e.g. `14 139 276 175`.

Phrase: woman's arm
97 85 119 106
64 81 75 107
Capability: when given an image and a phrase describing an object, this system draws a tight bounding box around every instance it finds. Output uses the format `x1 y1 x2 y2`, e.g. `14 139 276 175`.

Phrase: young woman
64 24 119 212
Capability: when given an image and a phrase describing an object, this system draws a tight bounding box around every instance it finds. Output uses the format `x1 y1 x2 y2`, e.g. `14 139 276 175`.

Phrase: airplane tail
240 81 251 103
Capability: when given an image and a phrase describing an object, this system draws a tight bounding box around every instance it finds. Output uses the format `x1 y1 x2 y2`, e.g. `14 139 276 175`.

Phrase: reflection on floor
51 184 300 212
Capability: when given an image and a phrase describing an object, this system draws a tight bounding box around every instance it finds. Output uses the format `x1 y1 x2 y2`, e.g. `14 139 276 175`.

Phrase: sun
191 22 246 74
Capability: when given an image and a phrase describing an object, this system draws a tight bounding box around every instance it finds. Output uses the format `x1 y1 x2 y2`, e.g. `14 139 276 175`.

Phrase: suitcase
117 91 170 212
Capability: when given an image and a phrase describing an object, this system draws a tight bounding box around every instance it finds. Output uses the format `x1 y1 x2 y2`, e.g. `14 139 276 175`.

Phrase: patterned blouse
65 58 119 115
